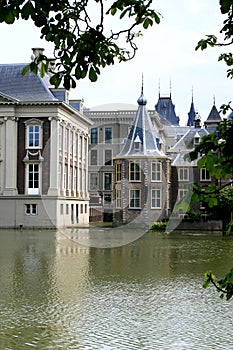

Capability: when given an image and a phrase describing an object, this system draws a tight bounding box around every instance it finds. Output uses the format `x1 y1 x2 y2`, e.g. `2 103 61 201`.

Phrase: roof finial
141 72 144 94
158 78 160 98
170 79 172 98
191 85 194 102
137 73 147 105
213 94 216 106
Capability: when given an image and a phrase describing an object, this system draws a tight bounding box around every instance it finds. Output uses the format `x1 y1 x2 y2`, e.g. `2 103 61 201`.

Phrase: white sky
0 0 232 125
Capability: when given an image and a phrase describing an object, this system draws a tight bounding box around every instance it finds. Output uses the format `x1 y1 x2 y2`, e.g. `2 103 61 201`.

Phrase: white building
0 49 92 228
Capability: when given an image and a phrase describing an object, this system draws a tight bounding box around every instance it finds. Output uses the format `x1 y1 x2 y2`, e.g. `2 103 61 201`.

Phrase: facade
0 52 92 228
112 88 171 225
85 104 166 221
86 91 222 224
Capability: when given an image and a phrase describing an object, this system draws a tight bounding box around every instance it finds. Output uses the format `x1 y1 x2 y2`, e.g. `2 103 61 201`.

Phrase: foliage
149 221 166 232
203 270 233 300
0 0 160 89
192 0 233 299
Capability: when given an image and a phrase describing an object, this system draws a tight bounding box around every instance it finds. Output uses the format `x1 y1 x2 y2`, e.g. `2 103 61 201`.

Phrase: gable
0 92 18 103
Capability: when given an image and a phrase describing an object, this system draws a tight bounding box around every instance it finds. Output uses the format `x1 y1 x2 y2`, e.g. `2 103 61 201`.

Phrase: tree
190 0 233 300
0 0 160 89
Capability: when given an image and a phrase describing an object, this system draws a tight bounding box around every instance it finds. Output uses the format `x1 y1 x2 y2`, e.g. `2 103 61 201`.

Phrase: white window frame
104 172 112 191
200 168 211 181
151 162 162 182
104 149 112 165
25 118 43 149
151 189 162 208
90 149 98 165
116 162 122 182
105 127 112 144
90 172 98 191
26 163 41 195
129 189 141 209
90 127 98 144
129 161 141 182
25 203 38 215
179 167 189 181
178 188 188 201
116 189 121 209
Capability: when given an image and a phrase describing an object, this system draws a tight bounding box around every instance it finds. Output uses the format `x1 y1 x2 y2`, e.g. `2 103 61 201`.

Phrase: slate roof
206 104 221 121
187 98 196 126
0 64 57 102
155 95 179 125
116 89 167 158
169 128 209 152
169 127 209 165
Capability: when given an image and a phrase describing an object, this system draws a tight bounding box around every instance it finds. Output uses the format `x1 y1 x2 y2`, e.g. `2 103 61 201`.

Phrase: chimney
31 48 45 60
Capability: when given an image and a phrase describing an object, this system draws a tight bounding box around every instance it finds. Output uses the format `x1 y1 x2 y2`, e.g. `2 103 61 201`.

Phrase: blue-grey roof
0 64 57 102
206 104 221 121
116 89 167 158
155 95 179 125
187 99 195 126
170 127 209 152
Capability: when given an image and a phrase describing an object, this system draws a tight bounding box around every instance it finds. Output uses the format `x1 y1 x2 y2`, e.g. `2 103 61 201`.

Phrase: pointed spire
117 82 165 157
137 73 147 106
187 87 196 126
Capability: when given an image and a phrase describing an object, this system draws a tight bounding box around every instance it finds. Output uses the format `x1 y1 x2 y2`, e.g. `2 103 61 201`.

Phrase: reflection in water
0 229 233 349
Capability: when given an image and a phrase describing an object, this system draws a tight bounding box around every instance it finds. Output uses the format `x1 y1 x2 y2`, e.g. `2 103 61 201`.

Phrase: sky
0 0 232 125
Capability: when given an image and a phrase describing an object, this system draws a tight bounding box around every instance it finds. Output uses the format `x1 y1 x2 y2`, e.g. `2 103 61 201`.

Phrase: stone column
3 116 18 195
48 117 60 196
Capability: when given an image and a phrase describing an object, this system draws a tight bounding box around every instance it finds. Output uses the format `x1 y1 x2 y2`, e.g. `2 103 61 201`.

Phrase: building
112 87 171 225
85 103 166 222
0 49 92 228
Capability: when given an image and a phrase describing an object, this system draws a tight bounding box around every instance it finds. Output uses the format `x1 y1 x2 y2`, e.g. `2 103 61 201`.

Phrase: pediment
0 92 18 103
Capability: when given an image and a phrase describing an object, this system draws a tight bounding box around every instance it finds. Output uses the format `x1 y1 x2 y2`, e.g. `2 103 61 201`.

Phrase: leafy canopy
0 0 161 89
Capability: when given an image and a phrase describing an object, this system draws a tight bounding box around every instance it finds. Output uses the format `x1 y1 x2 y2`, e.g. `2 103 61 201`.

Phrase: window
25 204 38 215
200 168 210 181
179 167 189 181
90 173 98 191
28 125 40 148
129 162 140 181
116 163 122 182
104 173 112 190
129 189 141 208
151 162 162 181
28 163 39 194
116 189 121 208
60 204 64 215
104 150 112 165
151 189 161 208
105 127 112 144
66 204 69 215
90 149 97 165
91 128 98 144
178 189 188 201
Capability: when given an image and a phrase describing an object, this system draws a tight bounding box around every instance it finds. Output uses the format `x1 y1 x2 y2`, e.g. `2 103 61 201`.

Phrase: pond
0 228 233 350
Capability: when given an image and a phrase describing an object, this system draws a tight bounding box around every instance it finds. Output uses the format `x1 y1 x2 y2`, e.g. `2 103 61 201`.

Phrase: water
0 229 233 349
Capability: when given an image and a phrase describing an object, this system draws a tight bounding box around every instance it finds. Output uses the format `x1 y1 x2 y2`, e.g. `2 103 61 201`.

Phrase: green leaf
5 10 15 24
88 66 98 82
21 64 30 76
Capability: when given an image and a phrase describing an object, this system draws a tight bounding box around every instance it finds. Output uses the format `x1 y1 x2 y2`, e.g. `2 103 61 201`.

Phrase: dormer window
194 131 200 145
25 119 43 149
134 134 141 151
